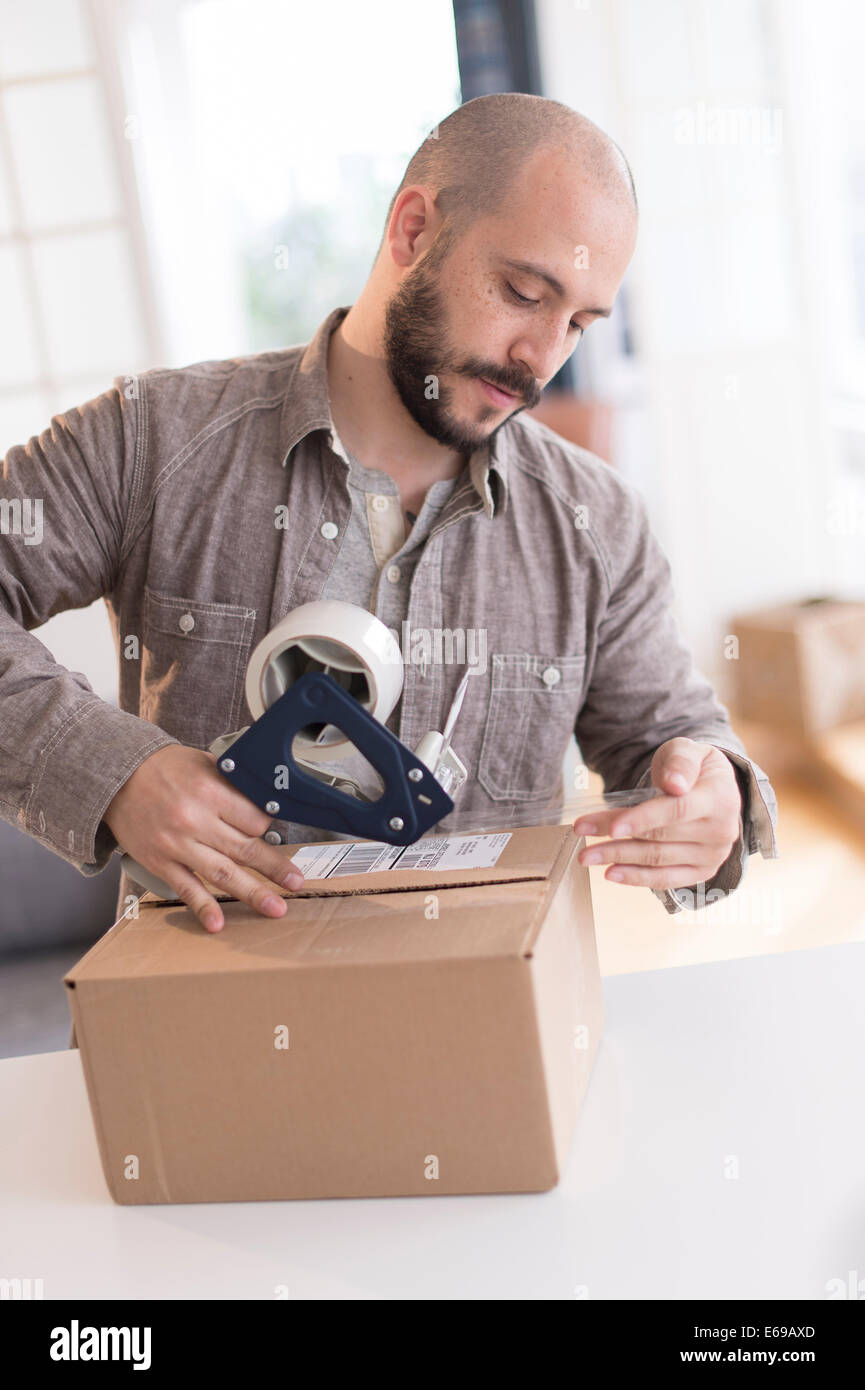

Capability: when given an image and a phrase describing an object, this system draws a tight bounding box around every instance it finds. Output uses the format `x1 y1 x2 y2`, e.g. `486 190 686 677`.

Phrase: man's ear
388 186 440 268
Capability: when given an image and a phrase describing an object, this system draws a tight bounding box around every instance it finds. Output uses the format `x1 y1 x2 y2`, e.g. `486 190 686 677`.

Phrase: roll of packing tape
243 600 404 762
118 603 405 905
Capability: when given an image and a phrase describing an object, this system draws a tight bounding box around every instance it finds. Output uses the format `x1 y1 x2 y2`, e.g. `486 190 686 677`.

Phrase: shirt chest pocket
478 652 586 802
139 586 257 749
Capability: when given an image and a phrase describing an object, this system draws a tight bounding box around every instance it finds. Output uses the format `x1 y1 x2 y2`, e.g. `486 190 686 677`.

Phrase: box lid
65 824 580 980
144 823 571 904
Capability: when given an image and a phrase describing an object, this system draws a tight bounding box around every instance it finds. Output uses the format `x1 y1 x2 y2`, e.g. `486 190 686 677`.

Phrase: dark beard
382 251 538 454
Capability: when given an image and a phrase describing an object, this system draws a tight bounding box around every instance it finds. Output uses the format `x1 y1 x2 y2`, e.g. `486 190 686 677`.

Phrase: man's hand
104 744 305 933
572 738 742 892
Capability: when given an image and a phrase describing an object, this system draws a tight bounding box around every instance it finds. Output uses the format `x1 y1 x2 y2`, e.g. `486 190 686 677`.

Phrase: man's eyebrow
501 257 613 318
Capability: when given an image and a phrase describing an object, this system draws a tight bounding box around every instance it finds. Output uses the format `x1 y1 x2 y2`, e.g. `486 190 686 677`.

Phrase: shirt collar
280 304 510 519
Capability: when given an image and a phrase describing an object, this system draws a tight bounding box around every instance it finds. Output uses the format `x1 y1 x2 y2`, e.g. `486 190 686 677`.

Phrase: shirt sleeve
0 381 180 877
574 479 779 915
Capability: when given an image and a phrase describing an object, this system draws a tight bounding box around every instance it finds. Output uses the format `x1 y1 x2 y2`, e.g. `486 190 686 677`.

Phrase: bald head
380 93 637 258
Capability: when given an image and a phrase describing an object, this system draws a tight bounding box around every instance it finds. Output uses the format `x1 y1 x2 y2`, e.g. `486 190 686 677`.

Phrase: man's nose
511 329 569 387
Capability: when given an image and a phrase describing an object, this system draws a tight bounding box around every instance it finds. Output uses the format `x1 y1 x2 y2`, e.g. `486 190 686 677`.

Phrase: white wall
0 0 165 704
537 0 863 697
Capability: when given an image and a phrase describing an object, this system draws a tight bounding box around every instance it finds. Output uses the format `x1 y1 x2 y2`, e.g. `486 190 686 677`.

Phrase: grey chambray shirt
0 303 778 918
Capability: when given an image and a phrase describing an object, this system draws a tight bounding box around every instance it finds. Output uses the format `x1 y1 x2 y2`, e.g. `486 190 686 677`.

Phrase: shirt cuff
14 699 180 876
635 744 780 916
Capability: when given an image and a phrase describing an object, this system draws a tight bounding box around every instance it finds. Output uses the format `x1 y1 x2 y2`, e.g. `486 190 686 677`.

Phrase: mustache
478 375 539 405
480 376 527 396
461 358 542 403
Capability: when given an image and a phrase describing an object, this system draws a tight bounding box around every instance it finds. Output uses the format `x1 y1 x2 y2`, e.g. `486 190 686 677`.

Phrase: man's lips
478 377 521 407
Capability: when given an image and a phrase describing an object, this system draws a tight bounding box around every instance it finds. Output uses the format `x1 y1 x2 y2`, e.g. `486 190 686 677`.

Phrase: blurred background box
730 598 865 739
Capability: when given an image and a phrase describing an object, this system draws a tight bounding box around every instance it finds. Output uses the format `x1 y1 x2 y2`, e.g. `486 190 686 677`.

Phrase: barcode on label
393 832 512 872
393 843 445 871
327 844 392 876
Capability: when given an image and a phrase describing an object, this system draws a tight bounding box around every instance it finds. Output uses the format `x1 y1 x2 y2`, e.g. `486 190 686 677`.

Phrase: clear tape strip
427 786 665 836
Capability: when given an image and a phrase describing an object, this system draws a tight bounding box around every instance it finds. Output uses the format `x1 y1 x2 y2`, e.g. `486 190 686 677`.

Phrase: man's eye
505 281 583 335
506 281 537 306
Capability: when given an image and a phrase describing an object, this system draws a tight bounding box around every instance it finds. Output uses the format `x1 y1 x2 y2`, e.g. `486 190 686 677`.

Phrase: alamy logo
0 497 43 545
49 1320 151 1370
0 1276 43 1299
385 621 488 674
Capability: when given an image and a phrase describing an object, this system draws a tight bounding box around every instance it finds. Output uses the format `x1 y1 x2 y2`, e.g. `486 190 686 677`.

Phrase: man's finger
601 862 707 890
187 846 291 920
571 806 644 838
578 837 709 869
213 824 305 891
206 770 274 837
653 736 707 794
609 790 706 837
159 860 227 933
574 789 709 840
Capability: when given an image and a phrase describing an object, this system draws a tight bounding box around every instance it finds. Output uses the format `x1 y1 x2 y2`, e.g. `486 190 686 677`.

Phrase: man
0 93 777 936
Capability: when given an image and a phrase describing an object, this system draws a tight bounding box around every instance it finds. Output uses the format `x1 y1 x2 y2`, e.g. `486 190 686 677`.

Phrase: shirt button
263 830 283 845
386 564 401 583
178 612 195 634
542 665 560 686
320 521 339 539
371 494 390 512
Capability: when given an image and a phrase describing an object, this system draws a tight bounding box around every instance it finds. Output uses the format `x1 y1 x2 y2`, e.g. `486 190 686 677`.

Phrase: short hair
377 92 637 260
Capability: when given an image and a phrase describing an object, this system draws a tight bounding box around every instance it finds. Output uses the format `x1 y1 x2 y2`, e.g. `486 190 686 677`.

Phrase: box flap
138 823 576 905
64 825 581 980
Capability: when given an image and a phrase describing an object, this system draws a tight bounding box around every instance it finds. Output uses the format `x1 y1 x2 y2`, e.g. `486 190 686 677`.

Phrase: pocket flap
143 586 256 645
489 653 585 691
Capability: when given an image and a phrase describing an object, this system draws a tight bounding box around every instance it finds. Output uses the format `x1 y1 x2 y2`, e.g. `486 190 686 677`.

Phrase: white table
2 941 862 1300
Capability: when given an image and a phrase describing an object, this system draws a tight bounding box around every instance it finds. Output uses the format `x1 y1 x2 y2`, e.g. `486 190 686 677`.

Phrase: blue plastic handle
215 672 454 844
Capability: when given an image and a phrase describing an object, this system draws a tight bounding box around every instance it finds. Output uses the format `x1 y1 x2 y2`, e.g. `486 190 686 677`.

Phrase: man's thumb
653 738 700 794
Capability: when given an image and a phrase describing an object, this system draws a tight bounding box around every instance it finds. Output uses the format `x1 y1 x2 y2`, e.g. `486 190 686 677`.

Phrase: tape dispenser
119 600 471 898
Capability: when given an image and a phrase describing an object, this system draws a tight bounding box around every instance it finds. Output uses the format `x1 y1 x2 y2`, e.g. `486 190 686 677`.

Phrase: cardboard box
64 823 603 1204
729 598 865 738
806 720 865 837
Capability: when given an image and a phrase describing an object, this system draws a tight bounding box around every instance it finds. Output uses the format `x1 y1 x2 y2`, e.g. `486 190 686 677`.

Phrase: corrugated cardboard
730 598 865 737
64 824 603 1203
